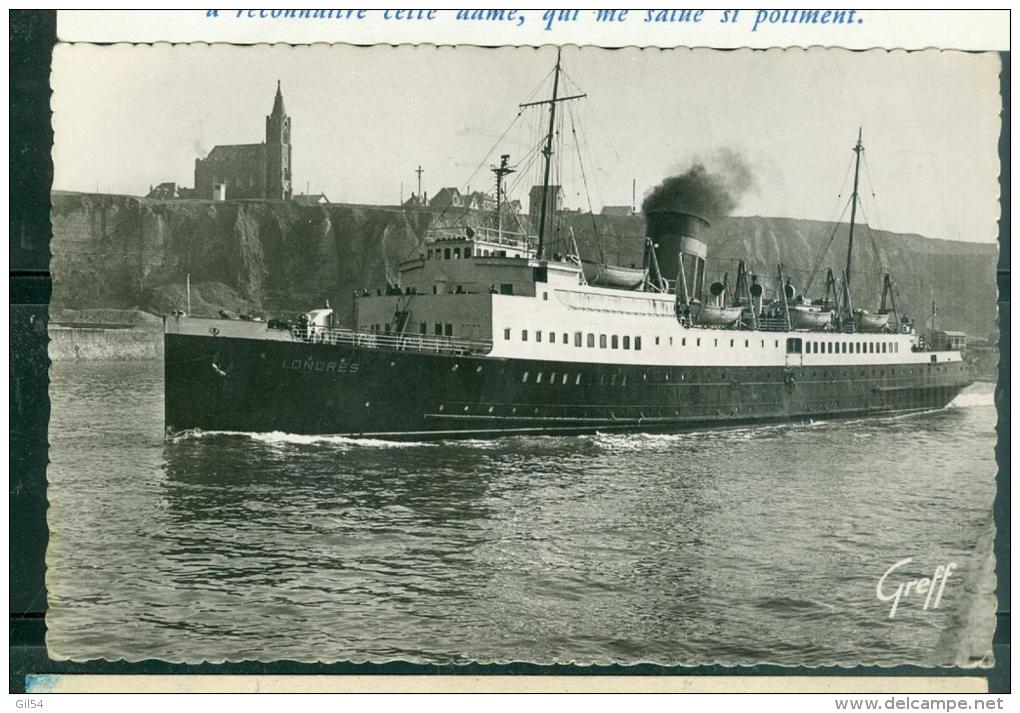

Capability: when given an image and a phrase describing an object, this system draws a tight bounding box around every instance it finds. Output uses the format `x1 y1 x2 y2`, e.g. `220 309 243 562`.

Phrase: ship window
729 339 734 347
432 286 438 294
775 340 779 348
500 283 514 295
621 375 628 386
421 322 428 335
562 373 569 385
542 292 548 301
869 342 874 353
548 331 556 343
635 336 642 351
444 248 451 259
600 334 607 348
521 329 528 341
574 332 583 347
587 333 595 348
842 343 847 354
761 340 765 348
463 248 471 258
435 322 442 335
882 343 887 353
522 371 529 383
745 340 749 348
786 338 803 354
536 331 543 343
503 328 511 340
697 339 701 347
682 338 687 347
454 248 461 259
714 339 718 347
550 371 556 383
655 336 660 346
563 333 569 344
444 323 453 337
623 336 631 350
829 343 834 354
669 337 674 345
610 373 616 386
611 335 619 349
575 373 582 385
536 372 543 383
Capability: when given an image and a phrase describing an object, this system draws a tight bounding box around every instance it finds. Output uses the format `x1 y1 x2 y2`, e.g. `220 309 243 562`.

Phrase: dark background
9 9 1011 693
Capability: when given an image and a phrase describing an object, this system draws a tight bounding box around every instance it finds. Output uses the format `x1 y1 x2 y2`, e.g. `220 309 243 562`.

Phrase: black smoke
642 149 756 223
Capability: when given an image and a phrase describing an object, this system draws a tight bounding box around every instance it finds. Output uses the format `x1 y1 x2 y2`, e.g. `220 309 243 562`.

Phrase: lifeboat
691 301 743 327
581 260 647 290
854 308 891 332
789 303 834 330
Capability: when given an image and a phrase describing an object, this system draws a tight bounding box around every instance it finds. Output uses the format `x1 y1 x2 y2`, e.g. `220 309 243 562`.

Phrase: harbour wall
51 191 999 340
48 309 163 361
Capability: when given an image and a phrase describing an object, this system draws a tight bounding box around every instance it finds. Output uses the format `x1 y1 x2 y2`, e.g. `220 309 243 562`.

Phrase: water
46 361 997 666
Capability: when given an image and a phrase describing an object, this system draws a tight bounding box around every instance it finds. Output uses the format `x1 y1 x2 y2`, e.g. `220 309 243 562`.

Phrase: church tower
265 81 292 199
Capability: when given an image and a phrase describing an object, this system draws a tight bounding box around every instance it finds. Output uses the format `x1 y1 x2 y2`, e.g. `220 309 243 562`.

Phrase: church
192 82 293 200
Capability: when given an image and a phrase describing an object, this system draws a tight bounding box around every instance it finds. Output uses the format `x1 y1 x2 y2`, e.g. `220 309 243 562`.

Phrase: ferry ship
164 53 973 440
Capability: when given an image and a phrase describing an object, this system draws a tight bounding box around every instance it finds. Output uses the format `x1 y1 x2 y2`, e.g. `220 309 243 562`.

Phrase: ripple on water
46 362 998 666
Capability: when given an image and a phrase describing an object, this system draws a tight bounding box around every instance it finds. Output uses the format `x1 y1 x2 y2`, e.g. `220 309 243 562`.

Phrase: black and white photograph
43 41 999 670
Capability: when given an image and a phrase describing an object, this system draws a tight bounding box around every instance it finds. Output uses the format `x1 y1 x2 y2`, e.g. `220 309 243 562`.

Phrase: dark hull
165 333 973 440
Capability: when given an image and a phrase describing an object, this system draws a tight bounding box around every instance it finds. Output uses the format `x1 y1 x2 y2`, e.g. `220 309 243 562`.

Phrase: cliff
51 192 999 336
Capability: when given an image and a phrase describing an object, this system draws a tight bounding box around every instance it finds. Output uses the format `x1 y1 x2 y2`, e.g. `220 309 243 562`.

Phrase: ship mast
537 49 562 259
492 154 515 240
519 48 584 259
845 127 864 290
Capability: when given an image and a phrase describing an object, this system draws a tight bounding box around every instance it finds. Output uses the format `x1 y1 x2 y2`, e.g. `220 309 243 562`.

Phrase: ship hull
165 332 973 440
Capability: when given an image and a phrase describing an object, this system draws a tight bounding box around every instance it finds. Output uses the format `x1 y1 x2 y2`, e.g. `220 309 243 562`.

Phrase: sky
51 44 1001 243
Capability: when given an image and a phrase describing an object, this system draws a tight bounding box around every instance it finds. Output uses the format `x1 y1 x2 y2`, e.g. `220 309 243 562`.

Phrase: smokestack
646 208 711 300
642 152 755 297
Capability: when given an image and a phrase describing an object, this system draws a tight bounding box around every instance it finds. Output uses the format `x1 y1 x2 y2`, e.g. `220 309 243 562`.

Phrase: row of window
805 340 899 355
504 328 904 357
369 322 457 337
516 365 940 387
426 246 511 260
506 329 644 351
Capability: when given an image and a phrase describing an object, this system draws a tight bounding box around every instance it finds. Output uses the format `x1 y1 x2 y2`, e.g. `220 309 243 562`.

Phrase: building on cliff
601 205 635 217
192 82 293 200
528 184 565 224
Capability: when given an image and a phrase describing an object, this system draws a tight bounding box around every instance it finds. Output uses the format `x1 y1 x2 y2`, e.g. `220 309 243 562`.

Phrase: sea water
45 360 998 666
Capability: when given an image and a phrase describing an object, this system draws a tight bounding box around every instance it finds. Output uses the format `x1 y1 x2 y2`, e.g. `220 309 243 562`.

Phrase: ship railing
292 326 493 356
426 226 537 251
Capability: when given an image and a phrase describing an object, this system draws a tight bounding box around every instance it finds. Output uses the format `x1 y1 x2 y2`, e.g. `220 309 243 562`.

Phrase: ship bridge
354 225 582 343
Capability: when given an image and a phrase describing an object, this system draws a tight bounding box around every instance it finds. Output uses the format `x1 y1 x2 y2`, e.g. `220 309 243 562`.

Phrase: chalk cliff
51 191 998 336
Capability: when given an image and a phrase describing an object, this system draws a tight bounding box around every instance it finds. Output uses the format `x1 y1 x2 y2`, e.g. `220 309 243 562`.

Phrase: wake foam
172 429 433 448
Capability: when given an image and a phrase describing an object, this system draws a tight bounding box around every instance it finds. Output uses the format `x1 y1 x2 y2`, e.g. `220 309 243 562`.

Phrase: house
429 187 465 210
293 193 330 206
468 191 497 212
146 182 182 200
601 205 635 217
528 184 565 218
